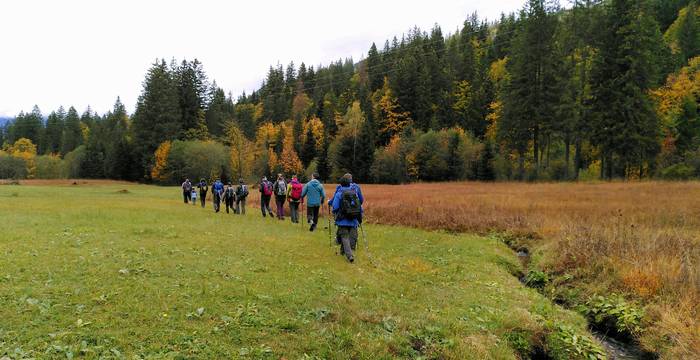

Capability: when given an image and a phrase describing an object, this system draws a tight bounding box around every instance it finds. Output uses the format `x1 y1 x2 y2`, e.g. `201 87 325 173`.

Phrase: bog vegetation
2 0 700 184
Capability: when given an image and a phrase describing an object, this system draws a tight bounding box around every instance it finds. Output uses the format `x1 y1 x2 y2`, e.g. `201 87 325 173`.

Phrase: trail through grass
1 184 593 359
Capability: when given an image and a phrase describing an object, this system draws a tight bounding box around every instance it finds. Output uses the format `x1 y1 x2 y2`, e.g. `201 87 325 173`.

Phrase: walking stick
359 223 377 267
327 204 335 254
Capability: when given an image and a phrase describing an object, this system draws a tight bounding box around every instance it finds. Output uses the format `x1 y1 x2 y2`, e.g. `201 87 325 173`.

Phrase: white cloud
0 0 526 117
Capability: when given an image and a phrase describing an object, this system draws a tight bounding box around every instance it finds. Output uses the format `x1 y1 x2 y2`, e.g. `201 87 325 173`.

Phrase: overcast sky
0 0 527 117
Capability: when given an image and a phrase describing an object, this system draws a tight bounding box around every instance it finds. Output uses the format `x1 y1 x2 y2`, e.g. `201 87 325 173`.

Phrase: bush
165 140 231 184
546 324 606 360
0 152 27 179
371 137 406 184
658 163 695 180
35 154 65 179
525 270 549 290
63 146 86 178
583 295 644 340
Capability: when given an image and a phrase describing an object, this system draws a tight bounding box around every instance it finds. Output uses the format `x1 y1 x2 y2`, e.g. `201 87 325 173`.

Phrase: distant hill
0 117 13 127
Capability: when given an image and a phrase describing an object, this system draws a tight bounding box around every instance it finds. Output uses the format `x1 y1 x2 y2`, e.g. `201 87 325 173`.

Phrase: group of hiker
180 172 365 263
181 178 249 214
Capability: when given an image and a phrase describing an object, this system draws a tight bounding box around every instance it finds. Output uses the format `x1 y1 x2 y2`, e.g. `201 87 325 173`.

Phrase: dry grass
251 181 700 356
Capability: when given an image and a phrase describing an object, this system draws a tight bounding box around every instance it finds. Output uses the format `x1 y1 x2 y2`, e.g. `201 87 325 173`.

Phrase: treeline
2 0 700 183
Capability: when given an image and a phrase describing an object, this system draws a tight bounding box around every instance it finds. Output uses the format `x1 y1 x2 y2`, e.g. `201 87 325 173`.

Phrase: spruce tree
132 59 180 178
44 111 64 155
590 0 663 178
62 106 82 154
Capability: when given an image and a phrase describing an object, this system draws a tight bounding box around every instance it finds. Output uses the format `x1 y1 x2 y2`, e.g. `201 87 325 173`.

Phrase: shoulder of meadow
0 184 601 359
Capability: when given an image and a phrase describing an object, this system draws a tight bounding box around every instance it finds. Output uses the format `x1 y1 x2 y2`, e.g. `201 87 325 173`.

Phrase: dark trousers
183 190 191 203
307 206 320 225
289 201 300 223
214 193 222 212
225 196 234 213
235 198 246 214
200 192 207 207
337 226 358 261
261 195 274 217
275 195 286 219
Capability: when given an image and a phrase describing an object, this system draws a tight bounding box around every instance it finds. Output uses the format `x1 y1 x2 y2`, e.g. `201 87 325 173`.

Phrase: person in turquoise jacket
301 172 326 232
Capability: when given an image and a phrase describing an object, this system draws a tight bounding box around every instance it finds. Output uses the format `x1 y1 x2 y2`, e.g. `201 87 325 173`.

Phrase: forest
1 0 699 184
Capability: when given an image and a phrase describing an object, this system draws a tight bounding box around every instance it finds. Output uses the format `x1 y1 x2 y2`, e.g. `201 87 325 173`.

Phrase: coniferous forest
2 0 700 184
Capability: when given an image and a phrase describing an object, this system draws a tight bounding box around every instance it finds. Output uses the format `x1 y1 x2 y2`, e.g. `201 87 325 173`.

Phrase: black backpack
339 189 362 220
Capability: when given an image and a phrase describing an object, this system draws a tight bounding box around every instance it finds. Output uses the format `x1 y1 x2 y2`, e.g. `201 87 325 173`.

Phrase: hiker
272 174 287 220
235 179 249 215
302 172 326 232
259 176 275 218
191 188 197 206
212 178 224 213
197 178 208 208
224 182 236 214
329 173 364 223
181 178 192 204
287 175 303 223
331 174 363 263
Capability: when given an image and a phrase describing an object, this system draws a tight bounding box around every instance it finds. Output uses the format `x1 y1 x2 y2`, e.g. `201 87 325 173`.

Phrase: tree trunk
533 125 540 178
565 133 571 180
574 138 581 180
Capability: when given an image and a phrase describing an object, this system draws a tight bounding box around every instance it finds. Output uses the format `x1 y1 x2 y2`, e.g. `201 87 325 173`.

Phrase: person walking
259 176 275 218
302 172 326 232
235 179 249 215
181 178 192 204
287 175 303 223
224 182 236 214
331 174 363 263
197 178 208 208
272 174 287 220
329 173 364 222
212 178 224 213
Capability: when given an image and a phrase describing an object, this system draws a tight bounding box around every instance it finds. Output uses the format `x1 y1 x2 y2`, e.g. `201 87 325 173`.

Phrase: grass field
0 182 599 359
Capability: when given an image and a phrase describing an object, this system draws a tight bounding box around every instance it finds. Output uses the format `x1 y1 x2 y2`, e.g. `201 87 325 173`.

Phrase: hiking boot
348 256 354 263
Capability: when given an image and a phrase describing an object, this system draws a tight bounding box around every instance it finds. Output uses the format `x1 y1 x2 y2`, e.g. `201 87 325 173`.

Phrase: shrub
583 295 644 339
63 146 86 178
525 270 549 290
35 154 65 179
546 324 607 360
0 152 27 179
165 140 231 184
658 163 695 180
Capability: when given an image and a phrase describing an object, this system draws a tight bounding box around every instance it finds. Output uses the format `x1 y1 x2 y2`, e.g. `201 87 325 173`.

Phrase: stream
515 250 650 360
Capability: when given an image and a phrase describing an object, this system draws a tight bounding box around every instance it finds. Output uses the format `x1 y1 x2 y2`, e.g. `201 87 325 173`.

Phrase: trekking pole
359 223 376 267
327 204 335 254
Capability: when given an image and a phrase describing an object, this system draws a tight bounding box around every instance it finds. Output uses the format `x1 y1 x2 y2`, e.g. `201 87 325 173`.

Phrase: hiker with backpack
272 174 287 220
224 182 236 214
331 174 363 263
235 179 249 215
212 178 224 213
286 175 303 224
302 172 326 232
259 176 275 218
329 173 364 222
197 178 208 208
181 178 192 204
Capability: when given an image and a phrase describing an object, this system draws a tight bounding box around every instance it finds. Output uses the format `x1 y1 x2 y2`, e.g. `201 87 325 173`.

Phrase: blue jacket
213 181 224 194
301 179 326 207
329 183 364 206
331 185 361 228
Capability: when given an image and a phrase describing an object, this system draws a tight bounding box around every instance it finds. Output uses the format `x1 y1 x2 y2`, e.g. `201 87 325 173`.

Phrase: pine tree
590 0 663 178
44 111 64 155
499 0 560 179
62 106 82 154
132 59 181 178
205 84 231 137
367 43 384 92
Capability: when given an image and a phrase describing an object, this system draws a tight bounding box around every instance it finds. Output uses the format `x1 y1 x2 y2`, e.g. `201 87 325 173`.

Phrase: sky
0 0 526 117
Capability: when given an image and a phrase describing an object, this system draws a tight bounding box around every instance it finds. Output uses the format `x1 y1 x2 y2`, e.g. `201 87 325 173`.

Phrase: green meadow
0 184 595 359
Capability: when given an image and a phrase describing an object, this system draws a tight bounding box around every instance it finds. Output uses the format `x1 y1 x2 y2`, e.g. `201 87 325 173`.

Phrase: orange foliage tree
151 141 172 181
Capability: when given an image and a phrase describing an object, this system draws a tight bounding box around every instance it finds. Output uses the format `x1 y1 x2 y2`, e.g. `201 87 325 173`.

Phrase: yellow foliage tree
9 138 37 179
373 77 411 144
227 123 255 180
303 117 325 150
151 141 172 181
278 126 304 176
